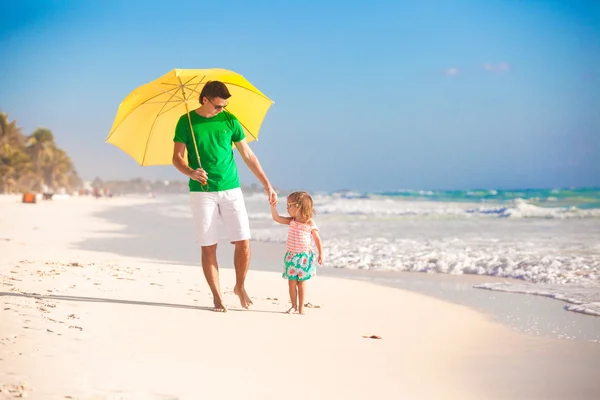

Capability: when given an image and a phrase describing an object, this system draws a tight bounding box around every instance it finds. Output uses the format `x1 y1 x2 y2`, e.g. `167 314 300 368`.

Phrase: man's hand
189 168 207 185
265 186 277 206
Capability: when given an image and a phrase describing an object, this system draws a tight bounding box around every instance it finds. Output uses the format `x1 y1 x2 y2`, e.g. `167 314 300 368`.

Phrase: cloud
483 62 510 72
445 67 460 76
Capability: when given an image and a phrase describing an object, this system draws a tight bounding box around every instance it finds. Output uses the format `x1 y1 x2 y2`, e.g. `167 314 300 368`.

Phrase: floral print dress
283 220 318 281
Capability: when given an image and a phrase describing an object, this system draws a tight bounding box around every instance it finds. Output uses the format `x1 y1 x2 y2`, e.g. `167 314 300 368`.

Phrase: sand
1 195 599 399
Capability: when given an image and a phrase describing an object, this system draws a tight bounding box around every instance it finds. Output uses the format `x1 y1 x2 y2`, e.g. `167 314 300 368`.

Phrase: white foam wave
248 213 273 220
314 197 478 217
152 193 599 221
473 282 600 317
241 191 270 201
313 197 599 219
467 199 600 219
250 230 600 285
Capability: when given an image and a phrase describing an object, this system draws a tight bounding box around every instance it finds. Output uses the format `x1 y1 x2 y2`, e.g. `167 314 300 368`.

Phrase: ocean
154 187 600 318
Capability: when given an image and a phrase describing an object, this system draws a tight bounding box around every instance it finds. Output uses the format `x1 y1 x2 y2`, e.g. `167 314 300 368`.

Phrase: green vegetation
0 112 81 194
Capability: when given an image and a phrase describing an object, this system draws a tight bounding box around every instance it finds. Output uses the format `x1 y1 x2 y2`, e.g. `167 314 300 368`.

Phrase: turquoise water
344 187 600 209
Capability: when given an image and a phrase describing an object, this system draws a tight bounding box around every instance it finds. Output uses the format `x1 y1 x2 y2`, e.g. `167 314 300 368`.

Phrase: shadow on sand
0 291 283 314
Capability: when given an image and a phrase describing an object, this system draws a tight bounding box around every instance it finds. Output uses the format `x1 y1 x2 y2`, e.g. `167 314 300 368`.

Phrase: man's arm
234 139 277 205
172 142 207 184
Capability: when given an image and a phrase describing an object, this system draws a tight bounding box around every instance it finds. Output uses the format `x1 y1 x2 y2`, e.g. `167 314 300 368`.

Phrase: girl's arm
271 204 292 225
311 227 323 264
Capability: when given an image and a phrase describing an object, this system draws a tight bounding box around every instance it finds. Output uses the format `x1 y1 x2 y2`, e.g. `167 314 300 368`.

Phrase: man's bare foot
213 300 227 313
243 289 254 306
234 286 253 309
285 307 297 314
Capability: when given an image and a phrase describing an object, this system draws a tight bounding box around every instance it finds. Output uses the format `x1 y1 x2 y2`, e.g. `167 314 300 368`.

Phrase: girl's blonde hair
288 191 315 222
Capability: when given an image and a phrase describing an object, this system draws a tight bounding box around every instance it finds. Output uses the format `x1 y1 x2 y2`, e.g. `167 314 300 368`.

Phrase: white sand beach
1 195 599 399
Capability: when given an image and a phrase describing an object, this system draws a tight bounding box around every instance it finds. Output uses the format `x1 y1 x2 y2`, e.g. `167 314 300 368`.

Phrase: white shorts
189 188 251 247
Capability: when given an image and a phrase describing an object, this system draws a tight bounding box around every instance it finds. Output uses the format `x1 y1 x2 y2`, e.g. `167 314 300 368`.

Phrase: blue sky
1 0 598 191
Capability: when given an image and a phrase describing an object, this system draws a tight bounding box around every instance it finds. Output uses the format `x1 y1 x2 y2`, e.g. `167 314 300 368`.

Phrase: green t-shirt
173 110 246 192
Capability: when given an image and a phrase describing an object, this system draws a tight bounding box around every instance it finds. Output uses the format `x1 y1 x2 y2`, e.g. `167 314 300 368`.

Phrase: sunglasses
208 98 227 111
287 203 298 209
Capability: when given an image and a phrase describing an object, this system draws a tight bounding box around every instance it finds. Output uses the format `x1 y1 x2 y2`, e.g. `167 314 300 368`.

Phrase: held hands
265 185 277 206
189 168 208 185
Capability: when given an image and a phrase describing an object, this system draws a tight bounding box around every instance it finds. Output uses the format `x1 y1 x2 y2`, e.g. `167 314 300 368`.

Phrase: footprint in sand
304 303 321 309
44 316 64 324
36 302 56 312
0 382 29 397
1 335 18 344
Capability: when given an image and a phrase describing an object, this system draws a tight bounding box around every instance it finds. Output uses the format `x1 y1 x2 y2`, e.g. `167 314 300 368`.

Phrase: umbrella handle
183 98 208 191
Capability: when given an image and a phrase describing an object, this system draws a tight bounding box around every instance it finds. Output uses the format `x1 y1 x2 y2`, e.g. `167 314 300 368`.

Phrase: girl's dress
283 219 318 281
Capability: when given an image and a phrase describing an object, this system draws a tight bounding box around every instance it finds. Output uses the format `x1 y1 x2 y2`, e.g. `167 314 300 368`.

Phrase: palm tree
27 128 55 188
45 148 79 191
0 147 33 193
0 113 29 193
1 113 81 193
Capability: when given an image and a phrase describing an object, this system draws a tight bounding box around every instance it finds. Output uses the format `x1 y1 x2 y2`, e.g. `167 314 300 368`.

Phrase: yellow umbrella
106 68 274 166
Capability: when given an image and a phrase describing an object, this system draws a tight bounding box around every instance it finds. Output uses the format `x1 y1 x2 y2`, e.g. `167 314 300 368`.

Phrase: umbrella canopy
106 68 274 166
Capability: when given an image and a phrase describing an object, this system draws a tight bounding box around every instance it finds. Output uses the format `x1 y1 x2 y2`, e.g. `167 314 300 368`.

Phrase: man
172 81 277 312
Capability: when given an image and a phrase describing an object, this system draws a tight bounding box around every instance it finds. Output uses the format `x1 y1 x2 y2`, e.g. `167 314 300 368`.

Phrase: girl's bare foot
285 307 297 314
298 307 305 315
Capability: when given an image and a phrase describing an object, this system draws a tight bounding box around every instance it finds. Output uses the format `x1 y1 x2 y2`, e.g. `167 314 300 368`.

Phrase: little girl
270 191 323 315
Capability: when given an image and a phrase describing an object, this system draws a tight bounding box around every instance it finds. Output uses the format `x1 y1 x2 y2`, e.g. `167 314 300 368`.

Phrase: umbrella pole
183 102 202 169
179 78 203 170
182 97 207 190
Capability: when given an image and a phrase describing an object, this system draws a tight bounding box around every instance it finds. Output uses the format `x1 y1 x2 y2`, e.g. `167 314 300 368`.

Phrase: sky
1 0 599 192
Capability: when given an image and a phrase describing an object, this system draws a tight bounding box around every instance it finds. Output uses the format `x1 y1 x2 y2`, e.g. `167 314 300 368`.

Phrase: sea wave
312 197 600 219
250 231 600 285
154 190 600 220
474 282 600 317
